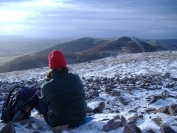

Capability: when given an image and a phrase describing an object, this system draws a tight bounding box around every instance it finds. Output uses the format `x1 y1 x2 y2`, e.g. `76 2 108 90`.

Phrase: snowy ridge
131 37 145 52
71 51 177 78
0 51 177 133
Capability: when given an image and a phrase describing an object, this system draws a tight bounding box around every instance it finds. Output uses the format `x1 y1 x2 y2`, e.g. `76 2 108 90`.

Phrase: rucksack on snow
1 86 39 123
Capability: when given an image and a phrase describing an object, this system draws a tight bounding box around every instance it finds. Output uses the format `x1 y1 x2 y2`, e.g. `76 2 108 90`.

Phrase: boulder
145 108 156 113
168 104 177 116
52 125 69 133
102 115 122 132
93 102 105 113
160 124 176 133
152 117 163 126
111 90 121 96
123 122 142 133
0 121 16 133
155 106 169 114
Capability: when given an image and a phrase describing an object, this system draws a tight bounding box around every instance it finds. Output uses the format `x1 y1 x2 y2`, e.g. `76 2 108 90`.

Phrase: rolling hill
0 37 109 73
65 36 157 63
0 36 176 73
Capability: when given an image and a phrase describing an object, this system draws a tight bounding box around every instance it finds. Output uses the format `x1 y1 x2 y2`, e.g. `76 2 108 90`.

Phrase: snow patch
131 37 144 52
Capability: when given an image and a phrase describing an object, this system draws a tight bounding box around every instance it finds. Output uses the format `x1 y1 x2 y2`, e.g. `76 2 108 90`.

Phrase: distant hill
38 37 109 54
143 39 177 51
0 36 177 73
65 36 157 63
0 37 109 73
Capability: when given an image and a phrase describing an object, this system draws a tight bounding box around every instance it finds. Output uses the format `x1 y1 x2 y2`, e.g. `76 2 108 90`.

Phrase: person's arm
38 83 50 105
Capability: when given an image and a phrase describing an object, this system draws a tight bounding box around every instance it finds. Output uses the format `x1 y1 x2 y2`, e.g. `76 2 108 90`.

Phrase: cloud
0 0 177 39
0 10 29 22
0 24 31 30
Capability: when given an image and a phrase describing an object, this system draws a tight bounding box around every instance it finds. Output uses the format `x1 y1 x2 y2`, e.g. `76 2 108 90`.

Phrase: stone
134 106 141 112
87 106 93 113
93 102 105 113
102 115 122 132
146 128 155 133
32 131 41 133
121 116 127 126
0 121 16 133
123 122 142 133
31 123 43 130
24 123 32 129
52 125 69 133
105 87 112 93
164 72 171 78
145 108 156 113
128 115 139 123
161 90 170 99
160 123 176 133
171 77 177 81
111 90 121 96
164 82 175 88
148 95 163 104
168 104 177 116
19 119 33 125
119 97 129 105
152 117 163 126
91 90 99 97
155 106 169 114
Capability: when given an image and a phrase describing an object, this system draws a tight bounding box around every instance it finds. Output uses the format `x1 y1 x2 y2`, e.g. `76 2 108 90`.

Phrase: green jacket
38 69 87 126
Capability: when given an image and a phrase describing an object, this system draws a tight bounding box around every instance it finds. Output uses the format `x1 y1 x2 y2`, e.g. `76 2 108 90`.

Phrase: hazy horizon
0 0 177 39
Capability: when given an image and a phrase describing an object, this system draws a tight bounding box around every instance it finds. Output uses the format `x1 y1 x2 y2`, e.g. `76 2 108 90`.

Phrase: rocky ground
0 51 177 133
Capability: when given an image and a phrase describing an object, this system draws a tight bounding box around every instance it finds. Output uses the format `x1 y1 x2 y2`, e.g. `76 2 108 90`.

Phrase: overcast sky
0 0 177 39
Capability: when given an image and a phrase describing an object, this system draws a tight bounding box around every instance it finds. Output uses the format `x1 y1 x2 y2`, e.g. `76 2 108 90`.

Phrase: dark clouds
0 0 177 39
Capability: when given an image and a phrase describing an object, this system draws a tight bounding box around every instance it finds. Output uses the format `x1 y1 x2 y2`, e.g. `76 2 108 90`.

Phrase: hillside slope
0 37 108 73
66 36 157 63
0 36 176 73
143 39 177 51
0 51 177 133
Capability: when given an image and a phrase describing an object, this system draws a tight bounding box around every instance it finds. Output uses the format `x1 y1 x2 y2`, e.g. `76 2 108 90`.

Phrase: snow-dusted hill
0 51 177 133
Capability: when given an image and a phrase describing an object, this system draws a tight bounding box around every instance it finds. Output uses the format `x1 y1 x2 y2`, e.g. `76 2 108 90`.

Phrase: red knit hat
48 50 67 69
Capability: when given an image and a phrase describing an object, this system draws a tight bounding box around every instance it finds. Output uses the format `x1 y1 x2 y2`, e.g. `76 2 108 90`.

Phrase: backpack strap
11 89 39 114
1 86 21 122
12 105 31 122
2 86 20 108
12 89 39 122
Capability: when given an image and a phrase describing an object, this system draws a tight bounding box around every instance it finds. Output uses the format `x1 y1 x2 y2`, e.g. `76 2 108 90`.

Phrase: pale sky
0 0 177 39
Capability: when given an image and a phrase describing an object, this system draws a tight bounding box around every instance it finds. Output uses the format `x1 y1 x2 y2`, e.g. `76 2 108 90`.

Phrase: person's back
39 69 87 126
37 50 87 127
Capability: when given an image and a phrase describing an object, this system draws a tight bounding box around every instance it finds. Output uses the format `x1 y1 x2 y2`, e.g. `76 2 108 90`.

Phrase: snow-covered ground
0 51 177 133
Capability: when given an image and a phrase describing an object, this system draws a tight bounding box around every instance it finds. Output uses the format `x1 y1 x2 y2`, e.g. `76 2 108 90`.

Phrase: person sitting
35 50 87 127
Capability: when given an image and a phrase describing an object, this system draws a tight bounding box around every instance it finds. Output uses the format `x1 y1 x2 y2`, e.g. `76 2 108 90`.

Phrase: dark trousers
33 96 52 126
